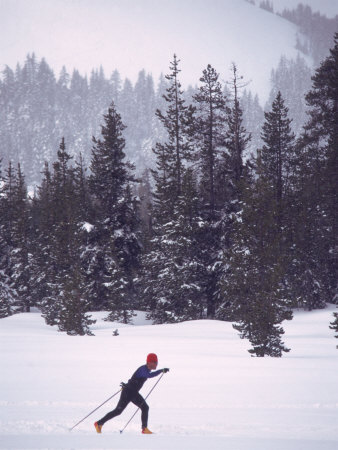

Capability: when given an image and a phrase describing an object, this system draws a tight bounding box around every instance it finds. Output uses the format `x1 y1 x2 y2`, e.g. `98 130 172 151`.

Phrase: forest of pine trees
0 32 337 355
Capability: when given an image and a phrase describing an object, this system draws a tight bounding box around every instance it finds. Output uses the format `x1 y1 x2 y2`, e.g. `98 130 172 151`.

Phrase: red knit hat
147 353 158 364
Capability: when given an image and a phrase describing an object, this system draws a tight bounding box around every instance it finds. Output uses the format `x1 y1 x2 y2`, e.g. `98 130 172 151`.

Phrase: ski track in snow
0 307 338 449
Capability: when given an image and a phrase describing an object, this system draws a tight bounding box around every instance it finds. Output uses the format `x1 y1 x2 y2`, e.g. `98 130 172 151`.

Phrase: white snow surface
0 306 337 450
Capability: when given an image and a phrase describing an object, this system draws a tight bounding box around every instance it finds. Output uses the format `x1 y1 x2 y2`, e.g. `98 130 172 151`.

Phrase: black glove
120 382 127 389
162 368 170 373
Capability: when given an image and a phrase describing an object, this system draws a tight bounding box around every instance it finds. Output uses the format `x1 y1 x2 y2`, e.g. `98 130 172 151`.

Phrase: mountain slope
0 0 318 103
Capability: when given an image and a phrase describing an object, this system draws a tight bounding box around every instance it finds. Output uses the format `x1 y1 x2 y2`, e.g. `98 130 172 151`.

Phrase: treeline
1 35 338 355
0 55 162 185
0 53 315 188
1 1 335 188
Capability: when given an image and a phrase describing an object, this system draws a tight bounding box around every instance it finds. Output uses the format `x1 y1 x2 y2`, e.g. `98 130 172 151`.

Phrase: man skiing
94 353 169 434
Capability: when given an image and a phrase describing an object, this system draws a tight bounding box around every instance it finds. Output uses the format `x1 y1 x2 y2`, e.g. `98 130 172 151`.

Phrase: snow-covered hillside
0 0 322 103
0 306 337 449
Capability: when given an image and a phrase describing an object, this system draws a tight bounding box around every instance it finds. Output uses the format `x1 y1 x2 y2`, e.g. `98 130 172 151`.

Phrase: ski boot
94 422 102 433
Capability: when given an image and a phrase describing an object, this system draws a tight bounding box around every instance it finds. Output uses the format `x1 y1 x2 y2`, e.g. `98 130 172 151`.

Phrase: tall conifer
296 33 338 305
88 102 140 321
152 54 195 222
193 64 227 216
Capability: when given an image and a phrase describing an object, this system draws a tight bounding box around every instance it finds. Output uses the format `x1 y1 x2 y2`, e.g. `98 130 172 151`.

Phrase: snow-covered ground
0 305 337 450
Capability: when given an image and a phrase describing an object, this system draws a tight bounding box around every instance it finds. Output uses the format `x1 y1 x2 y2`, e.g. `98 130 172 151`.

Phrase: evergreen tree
57 262 95 336
0 162 32 313
225 64 251 195
219 92 295 355
0 271 16 318
258 91 298 306
34 139 95 334
110 69 122 105
329 310 338 338
152 54 196 222
241 90 264 159
74 152 92 223
88 102 141 321
30 162 56 318
295 32 338 306
212 65 251 319
69 70 89 153
193 64 227 216
10 164 31 312
268 55 312 136
137 168 153 245
220 172 293 356
88 66 111 138
259 91 295 230
0 159 17 317
142 56 202 322
142 169 205 323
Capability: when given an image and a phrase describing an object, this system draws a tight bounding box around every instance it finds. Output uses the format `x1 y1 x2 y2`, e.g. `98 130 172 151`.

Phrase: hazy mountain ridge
0 0 336 185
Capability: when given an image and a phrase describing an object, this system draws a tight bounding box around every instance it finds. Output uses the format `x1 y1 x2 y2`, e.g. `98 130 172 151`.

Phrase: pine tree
103 257 135 324
0 159 17 317
268 55 312 136
10 164 31 312
0 162 32 313
217 66 252 320
297 33 338 304
30 162 56 319
225 64 251 196
34 139 95 334
329 310 338 338
220 173 293 356
57 263 95 336
196 64 250 319
88 102 141 320
259 91 295 231
137 169 153 245
142 169 205 323
193 64 227 216
256 91 297 307
241 90 264 159
0 271 16 318
219 92 295 355
152 54 196 222
142 56 202 322
73 152 92 223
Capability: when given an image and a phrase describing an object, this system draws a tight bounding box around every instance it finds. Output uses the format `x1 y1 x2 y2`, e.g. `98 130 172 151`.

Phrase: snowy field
0 305 337 450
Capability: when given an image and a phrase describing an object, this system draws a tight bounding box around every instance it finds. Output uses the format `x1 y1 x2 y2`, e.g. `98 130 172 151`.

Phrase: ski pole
120 372 165 434
69 388 122 431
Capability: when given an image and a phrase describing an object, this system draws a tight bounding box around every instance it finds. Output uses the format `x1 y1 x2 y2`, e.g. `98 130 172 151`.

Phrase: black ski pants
98 387 149 429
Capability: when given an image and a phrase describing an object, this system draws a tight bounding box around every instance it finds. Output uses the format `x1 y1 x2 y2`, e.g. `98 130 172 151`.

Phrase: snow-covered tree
152 54 196 223
329 310 338 339
88 102 141 320
57 263 95 336
193 64 227 216
0 159 18 317
142 169 205 323
268 55 312 136
218 92 295 355
225 63 251 190
219 173 293 356
293 32 338 307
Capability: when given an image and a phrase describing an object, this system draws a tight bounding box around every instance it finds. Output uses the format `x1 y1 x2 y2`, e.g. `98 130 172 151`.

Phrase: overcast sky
1 0 337 98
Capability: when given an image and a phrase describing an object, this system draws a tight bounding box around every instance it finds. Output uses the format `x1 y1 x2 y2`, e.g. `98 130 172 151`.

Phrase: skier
94 353 169 434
